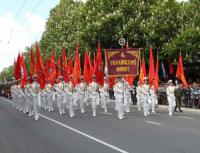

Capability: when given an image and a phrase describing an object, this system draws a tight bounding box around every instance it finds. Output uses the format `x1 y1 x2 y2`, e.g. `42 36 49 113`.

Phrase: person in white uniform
100 77 109 113
30 74 41 120
88 75 99 117
149 79 158 113
141 77 151 116
45 79 54 112
115 76 125 119
166 80 176 116
136 81 142 111
123 79 132 113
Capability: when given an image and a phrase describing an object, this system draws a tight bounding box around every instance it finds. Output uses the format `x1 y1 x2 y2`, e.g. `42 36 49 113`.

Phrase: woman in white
166 80 176 116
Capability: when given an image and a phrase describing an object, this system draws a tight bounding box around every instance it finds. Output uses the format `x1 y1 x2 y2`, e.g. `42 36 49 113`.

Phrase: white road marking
145 121 162 126
102 112 113 115
179 116 194 120
0 97 129 153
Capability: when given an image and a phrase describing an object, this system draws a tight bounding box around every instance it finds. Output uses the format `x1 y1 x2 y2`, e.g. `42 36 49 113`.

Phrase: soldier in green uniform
174 83 183 112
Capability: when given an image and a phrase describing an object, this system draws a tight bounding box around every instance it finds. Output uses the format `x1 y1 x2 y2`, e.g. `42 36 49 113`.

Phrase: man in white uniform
115 76 125 119
100 77 109 113
45 80 54 112
30 74 40 120
166 80 176 116
123 79 131 113
141 77 151 116
136 81 142 111
149 79 158 113
88 75 99 117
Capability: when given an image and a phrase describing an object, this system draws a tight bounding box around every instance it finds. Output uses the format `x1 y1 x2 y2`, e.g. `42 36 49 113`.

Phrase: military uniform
166 80 176 116
174 85 183 112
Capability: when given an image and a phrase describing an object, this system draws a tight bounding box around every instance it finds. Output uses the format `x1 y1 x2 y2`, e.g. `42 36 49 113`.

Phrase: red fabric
95 44 104 87
30 49 36 83
14 53 21 80
62 47 69 83
84 50 92 84
169 63 174 75
93 53 96 75
124 76 134 86
148 47 155 85
57 57 62 78
45 58 50 80
35 43 45 89
108 76 116 88
72 44 81 86
20 55 28 87
139 57 146 84
68 57 73 75
176 52 188 88
154 54 159 91
49 51 56 85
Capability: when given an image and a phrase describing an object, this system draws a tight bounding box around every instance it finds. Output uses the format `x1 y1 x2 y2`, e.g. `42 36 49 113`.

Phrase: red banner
105 48 140 76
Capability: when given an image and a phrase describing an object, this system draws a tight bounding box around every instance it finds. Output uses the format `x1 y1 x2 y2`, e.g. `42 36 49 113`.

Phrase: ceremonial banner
105 48 140 76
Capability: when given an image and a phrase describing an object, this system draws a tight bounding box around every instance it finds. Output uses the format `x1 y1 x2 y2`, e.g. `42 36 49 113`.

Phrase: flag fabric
124 76 134 86
68 57 73 75
72 44 81 85
57 57 62 78
154 54 159 91
108 76 116 88
176 52 188 88
49 50 56 85
161 62 168 80
14 53 21 80
93 53 97 75
62 47 69 82
95 44 104 86
30 48 36 83
45 58 50 80
139 57 146 84
169 63 174 75
35 43 45 89
148 47 155 85
20 55 28 87
84 50 92 84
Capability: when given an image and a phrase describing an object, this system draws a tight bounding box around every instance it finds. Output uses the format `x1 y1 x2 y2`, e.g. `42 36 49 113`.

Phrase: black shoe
180 110 183 112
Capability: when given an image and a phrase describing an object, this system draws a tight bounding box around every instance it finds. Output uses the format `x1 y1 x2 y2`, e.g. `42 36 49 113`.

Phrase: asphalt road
0 97 200 153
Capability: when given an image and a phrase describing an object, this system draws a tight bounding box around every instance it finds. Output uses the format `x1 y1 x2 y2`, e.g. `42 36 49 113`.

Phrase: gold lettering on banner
110 60 136 66
107 51 119 60
116 67 130 72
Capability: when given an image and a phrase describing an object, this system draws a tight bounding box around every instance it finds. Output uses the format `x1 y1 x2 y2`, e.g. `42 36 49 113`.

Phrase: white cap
143 77 148 81
168 80 172 83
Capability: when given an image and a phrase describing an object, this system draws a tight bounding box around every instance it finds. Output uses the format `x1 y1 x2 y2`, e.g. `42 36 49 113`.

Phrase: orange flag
35 43 45 89
73 44 81 85
149 47 155 85
154 54 159 91
62 47 69 82
14 53 21 80
139 57 146 84
49 50 56 85
176 52 188 88
95 44 104 86
84 50 92 84
68 57 73 75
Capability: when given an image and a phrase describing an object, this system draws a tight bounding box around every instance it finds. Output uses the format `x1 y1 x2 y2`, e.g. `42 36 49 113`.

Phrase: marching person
45 79 54 112
166 80 176 116
100 77 109 113
174 82 183 112
123 79 131 113
149 79 158 114
115 76 125 119
88 75 99 117
77 76 86 114
113 79 118 111
65 75 75 118
30 74 41 120
55 76 65 115
136 81 142 111
141 77 151 116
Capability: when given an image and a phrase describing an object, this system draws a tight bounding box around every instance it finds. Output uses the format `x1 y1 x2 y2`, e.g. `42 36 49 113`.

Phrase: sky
0 0 186 72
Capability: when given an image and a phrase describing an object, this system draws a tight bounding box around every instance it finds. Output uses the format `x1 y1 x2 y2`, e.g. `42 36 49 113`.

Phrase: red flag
35 43 45 89
30 48 35 83
169 63 174 75
95 44 104 86
139 57 146 84
57 57 62 78
20 55 28 87
176 52 188 88
45 58 50 80
68 57 73 75
93 53 97 75
149 47 155 85
62 47 69 82
154 54 159 91
124 76 134 86
108 76 116 88
84 50 92 84
49 50 56 85
73 44 81 85
14 53 21 80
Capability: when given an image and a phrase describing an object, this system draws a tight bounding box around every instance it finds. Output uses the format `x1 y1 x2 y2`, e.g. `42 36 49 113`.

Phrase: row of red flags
14 43 188 90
